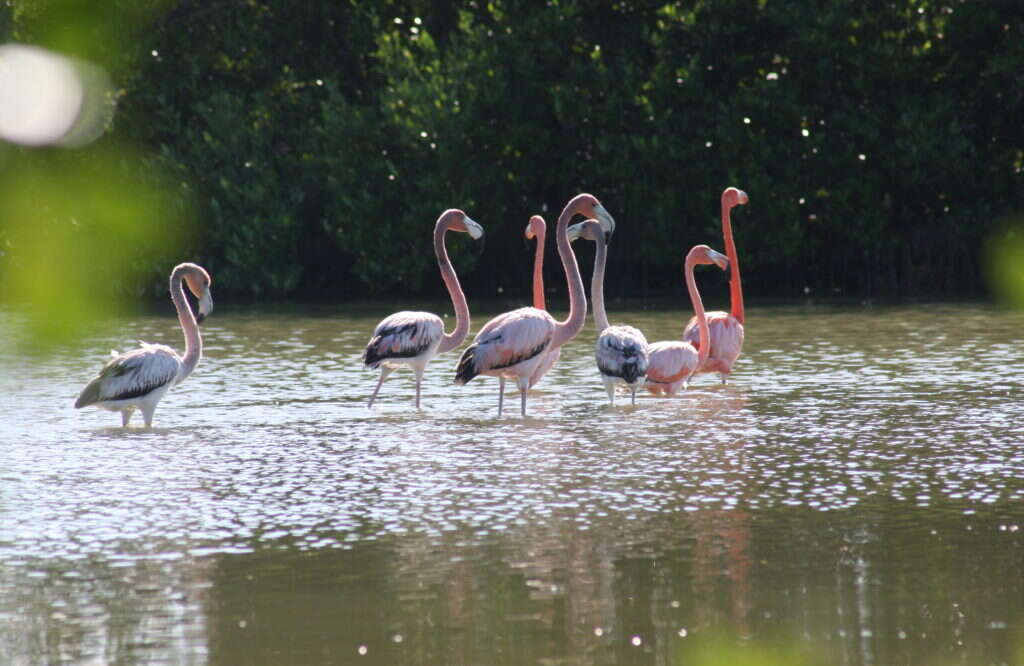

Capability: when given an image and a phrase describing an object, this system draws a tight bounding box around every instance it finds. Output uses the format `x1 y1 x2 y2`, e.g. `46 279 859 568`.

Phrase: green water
1 302 1022 665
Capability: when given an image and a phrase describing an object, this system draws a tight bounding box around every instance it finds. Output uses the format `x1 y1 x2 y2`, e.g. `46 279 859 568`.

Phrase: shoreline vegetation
2 1 1023 313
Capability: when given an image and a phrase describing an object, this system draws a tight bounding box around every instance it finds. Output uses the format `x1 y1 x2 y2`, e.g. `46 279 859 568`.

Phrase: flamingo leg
498 377 506 416
121 409 134 427
630 387 637 405
368 367 394 409
517 376 529 417
141 404 157 428
720 373 727 385
602 377 615 406
413 366 425 410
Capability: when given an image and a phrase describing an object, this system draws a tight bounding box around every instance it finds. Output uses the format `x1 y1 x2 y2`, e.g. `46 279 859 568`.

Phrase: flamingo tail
454 344 480 385
74 378 101 408
362 337 386 369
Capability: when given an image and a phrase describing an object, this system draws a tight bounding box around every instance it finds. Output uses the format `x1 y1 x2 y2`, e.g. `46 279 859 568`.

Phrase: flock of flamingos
74 188 748 426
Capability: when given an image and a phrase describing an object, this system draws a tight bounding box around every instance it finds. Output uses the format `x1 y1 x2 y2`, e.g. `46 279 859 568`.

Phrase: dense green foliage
4 1 1024 301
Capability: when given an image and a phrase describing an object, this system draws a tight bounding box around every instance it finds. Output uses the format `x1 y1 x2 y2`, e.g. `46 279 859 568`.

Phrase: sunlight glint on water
1 303 1023 665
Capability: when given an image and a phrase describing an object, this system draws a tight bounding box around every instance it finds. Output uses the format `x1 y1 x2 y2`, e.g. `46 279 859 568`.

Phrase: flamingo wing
75 344 181 408
682 312 744 371
363 311 443 368
455 307 554 384
645 341 698 385
597 325 649 384
528 346 561 388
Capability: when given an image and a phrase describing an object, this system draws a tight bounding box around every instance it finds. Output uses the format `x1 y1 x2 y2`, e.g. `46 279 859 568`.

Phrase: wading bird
683 187 748 383
363 209 484 409
646 245 729 395
568 218 649 405
455 194 614 416
524 215 560 388
75 262 213 427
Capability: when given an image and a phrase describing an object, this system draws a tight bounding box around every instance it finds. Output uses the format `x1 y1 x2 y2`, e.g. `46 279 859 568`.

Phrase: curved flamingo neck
591 236 610 332
435 215 471 354
531 220 546 311
722 200 744 325
170 266 202 381
685 254 711 369
550 197 588 349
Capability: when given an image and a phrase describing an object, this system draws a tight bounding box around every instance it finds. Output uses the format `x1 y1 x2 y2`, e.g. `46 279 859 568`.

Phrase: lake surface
1 301 1023 665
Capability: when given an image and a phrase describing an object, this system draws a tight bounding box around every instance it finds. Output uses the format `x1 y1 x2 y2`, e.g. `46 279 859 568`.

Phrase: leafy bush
5 0 1023 301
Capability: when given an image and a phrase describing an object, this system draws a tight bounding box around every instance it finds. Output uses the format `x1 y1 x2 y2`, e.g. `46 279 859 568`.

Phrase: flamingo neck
686 255 711 369
532 223 546 310
591 237 611 332
170 266 202 382
436 217 471 354
722 201 745 325
550 198 588 349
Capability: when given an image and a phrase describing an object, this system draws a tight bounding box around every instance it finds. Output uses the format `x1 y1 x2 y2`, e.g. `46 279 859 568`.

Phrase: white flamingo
363 209 484 409
568 218 649 405
646 245 729 395
75 262 213 427
454 194 615 416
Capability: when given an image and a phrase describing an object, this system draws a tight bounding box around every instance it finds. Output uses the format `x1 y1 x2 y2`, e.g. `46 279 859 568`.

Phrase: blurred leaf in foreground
986 218 1024 308
0 145 191 349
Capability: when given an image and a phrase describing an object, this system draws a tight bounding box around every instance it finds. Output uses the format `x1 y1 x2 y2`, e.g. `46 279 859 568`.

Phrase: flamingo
74 262 213 427
682 187 749 383
645 245 729 395
568 218 649 405
524 214 560 388
363 209 484 410
454 194 615 416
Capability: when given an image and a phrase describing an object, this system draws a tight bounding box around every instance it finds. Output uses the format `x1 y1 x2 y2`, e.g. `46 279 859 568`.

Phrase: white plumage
75 344 183 426
75 262 213 428
596 324 650 405
363 311 445 408
567 218 647 405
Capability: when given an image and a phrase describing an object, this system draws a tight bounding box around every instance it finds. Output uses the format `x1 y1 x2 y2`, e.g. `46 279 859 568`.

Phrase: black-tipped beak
474 233 486 260
196 312 207 325
604 229 613 245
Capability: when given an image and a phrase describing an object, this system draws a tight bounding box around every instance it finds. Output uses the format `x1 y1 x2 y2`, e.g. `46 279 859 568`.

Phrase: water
1 302 1023 665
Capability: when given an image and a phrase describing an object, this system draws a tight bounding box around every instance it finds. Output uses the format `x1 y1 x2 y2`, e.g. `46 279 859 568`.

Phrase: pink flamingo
646 245 729 395
455 194 615 416
363 209 484 409
568 219 649 405
682 187 749 383
524 215 560 388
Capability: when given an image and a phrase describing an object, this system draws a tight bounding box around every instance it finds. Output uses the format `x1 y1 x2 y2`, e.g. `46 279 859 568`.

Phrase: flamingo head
567 219 609 245
722 187 749 209
688 245 730 271
181 263 213 324
524 215 545 241
569 193 616 239
442 209 485 240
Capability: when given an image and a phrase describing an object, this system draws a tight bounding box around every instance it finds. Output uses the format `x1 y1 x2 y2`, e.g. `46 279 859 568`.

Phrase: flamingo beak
464 216 484 240
604 228 613 245
566 221 584 243
708 249 730 271
593 202 616 238
196 288 213 324
738 190 749 205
